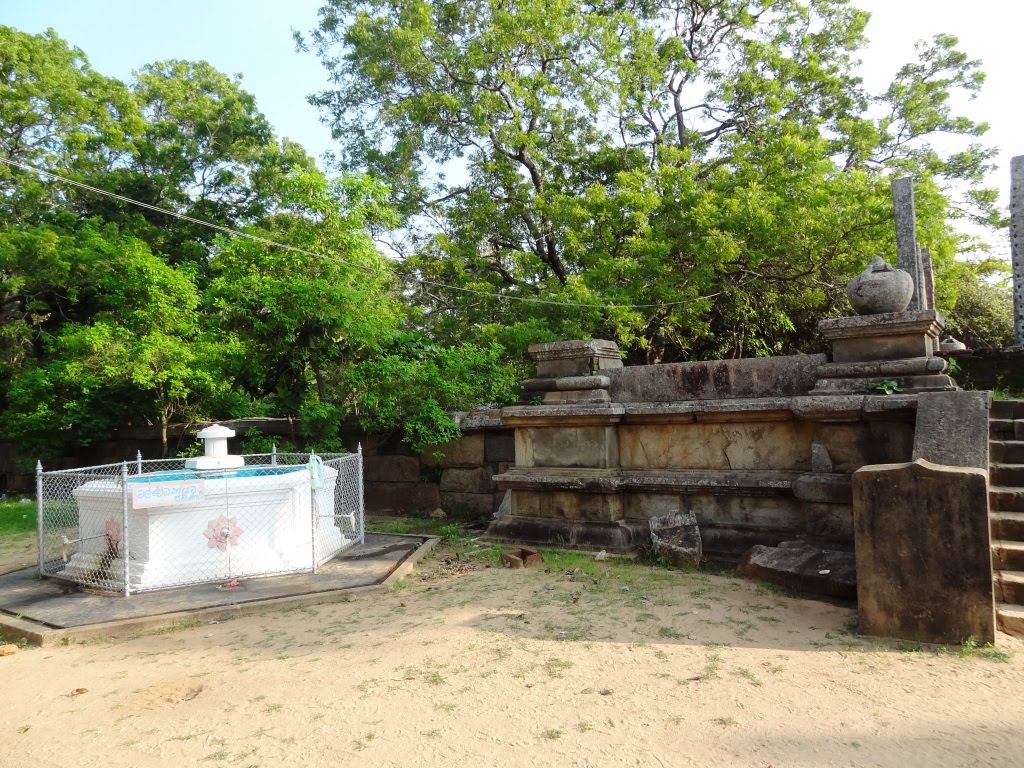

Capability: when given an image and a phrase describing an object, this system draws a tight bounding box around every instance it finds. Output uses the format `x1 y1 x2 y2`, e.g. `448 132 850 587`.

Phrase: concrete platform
0 533 437 647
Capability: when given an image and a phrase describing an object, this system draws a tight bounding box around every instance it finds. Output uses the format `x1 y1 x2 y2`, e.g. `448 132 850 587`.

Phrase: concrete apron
0 533 437 647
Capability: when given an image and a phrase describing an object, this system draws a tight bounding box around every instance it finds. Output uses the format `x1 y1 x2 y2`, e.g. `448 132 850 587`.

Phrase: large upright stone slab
1011 156 1024 347
912 390 991 470
892 177 922 310
853 459 993 644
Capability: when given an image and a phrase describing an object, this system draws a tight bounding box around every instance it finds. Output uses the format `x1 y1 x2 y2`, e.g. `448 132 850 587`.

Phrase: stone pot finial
846 256 914 315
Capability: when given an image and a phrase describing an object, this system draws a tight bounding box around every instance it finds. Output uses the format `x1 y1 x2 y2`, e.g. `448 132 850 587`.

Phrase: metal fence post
271 444 277 467
36 461 44 575
310 451 318 575
121 461 130 597
136 450 143 476
357 444 365 545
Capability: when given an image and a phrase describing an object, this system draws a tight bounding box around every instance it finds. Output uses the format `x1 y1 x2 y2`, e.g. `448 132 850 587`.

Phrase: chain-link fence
36 449 364 595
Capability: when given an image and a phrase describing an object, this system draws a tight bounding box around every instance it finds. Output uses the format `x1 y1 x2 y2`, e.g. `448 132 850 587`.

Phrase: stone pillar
1011 156 1024 347
892 177 922 311
919 247 935 312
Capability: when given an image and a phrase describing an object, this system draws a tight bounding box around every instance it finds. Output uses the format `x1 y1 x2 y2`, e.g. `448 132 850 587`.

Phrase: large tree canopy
0 26 518 459
301 0 1007 361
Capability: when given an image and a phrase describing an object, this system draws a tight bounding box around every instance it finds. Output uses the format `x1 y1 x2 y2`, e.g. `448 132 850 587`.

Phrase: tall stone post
1011 156 1024 347
892 177 922 311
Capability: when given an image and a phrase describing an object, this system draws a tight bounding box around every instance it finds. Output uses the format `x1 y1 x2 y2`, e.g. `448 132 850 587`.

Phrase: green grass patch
0 500 36 536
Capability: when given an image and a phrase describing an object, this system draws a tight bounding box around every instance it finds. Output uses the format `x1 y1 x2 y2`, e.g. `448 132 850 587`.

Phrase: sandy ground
2 541 1024 768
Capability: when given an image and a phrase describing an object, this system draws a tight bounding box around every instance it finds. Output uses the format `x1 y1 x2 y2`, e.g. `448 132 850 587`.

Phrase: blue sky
3 0 1022 232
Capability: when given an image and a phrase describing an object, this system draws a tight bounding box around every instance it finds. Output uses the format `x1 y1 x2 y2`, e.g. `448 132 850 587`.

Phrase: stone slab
421 433 486 467
363 455 421 484
542 389 612 405
792 473 852 504
440 466 495 494
529 339 623 378
522 375 611 391
484 432 515 463
364 482 441 513
739 540 856 599
912 390 991 470
853 458 994 644
607 354 825 402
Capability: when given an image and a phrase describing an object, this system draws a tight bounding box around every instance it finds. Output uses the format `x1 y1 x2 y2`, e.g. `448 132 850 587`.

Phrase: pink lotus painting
203 515 243 552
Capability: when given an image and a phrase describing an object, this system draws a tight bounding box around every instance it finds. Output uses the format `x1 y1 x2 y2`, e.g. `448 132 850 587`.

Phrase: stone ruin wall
493 348 921 559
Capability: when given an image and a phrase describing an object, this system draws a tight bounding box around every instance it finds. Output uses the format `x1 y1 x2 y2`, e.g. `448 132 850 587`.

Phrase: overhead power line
0 156 705 311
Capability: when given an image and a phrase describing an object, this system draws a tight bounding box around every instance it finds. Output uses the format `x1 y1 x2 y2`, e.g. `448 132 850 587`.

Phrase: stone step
992 540 1024 570
995 571 1024 604
991 400 1024 420
991 511 1024 541
991 464 1024 487
990 487 1024 512
991 441 1024 465
991 419 1018 439
997 603 1024 638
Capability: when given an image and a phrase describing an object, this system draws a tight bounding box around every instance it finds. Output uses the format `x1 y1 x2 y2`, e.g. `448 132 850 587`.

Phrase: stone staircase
990 400 1024 636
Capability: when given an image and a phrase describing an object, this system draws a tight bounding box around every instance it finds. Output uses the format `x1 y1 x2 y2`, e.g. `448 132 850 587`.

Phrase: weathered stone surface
619 422 815 471
912 390 990 470
792 473 852 504
542 389 611 405
818 310 944 363
739 540 856 599
495 467 799 497
522 375 611 391
529 339 623 378
649 510 702 566
421 433 486 468
495 490 512 517
853 458 994 644
892 177 922 310
441 491 496 516
363 455 420 484
440 466 495 495
805 503 853 538
607 354 825 402
501 403 624 427
518 426 619 468
810 443 833 472
455 409 505 431
486 515 649 553
814 422 914 473
485 432 515 463
846 257 914 315
810 374 955 395
816 356 946 379
1011 156 1024 346
364 482 441 513
507 488 624 522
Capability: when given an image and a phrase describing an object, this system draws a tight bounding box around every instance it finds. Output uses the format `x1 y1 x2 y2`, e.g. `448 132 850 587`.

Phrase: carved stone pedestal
812 310 956 394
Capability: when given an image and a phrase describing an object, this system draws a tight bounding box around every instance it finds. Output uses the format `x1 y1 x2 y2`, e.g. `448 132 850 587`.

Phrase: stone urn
846 257 914 315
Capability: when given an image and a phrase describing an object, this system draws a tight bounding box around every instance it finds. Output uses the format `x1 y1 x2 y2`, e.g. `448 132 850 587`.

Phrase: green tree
301 0 1001 361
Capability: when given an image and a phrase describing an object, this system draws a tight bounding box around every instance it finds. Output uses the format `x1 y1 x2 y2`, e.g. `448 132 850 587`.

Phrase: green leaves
305 0 1003 362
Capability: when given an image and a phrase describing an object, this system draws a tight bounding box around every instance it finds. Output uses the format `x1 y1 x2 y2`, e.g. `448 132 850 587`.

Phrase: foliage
340 332 521 452
0 25 523 460
869 379 902 395
943 259 1015 350
302 0 1005 361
